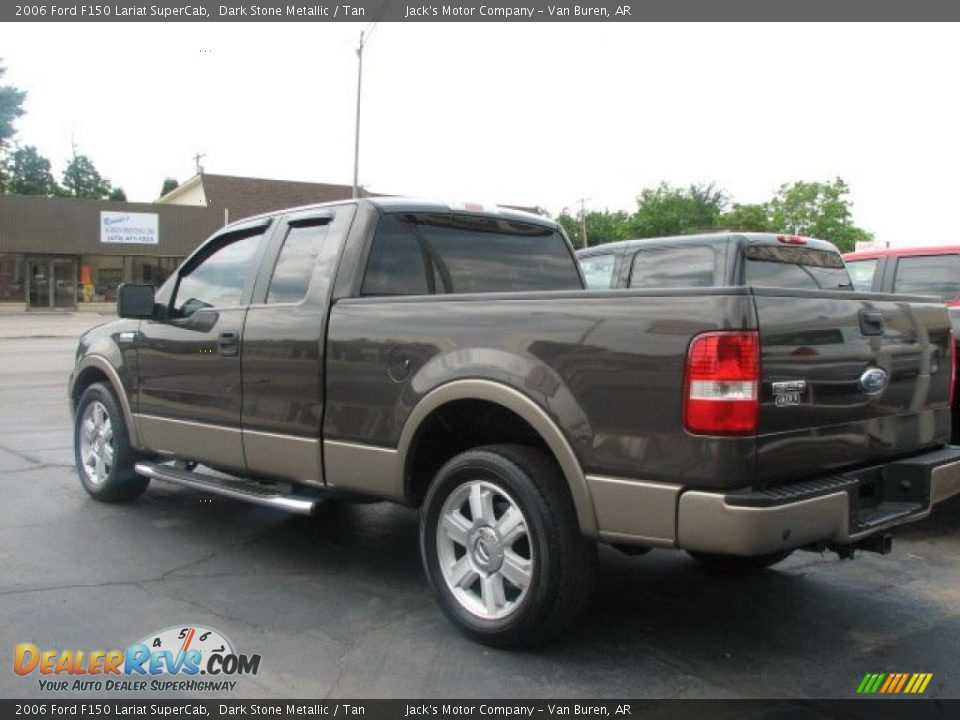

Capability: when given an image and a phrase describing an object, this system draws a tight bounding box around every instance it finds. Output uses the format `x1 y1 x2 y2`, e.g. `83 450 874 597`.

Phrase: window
579 254 616 289
743 245 851 291
267 222 329 304
894 254 960 300
629 246 716 288
173 231 263 315
845 259 878 292
361 213 581 296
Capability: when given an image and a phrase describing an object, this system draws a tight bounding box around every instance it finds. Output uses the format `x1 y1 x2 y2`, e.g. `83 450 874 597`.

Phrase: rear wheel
420 444 596 648
687 549 793 573
74 383 149 502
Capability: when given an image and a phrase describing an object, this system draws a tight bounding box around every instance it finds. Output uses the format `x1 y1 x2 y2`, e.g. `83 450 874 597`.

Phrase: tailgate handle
859 310 885 336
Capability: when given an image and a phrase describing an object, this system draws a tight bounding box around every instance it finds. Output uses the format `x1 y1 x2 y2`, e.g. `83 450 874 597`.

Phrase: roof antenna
193 152 205 175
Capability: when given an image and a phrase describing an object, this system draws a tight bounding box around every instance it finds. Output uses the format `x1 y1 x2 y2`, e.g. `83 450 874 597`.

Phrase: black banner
0 700 954 720
4 0 960 22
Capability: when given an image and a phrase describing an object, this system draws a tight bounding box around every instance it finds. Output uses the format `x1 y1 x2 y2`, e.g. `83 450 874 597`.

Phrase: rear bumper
676 445 960 556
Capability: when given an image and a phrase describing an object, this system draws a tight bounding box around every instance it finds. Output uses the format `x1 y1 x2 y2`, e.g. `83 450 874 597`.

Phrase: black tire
73 382 149 502
420 444 596 648
687 549 794 573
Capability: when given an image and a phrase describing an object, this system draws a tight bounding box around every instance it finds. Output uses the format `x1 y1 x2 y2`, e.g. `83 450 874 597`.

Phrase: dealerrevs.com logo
14 625 261 692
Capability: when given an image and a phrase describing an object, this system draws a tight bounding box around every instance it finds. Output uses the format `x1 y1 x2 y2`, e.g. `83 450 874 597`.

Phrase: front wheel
420 444 596 648
74 383 149 502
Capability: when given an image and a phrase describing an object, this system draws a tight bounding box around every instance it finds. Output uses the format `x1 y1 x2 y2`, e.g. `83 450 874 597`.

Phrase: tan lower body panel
136 414 245 474
323 439 402 500
677 491 849 556
244 429 322 487
587 475 681 548
931 460 960 504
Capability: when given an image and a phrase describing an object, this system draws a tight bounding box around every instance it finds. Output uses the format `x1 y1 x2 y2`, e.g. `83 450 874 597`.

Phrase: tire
687 549 794 573
74 382 149 502
420 444 596 648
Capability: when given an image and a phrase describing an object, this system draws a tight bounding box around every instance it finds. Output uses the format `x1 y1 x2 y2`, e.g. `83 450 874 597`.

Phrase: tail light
684 331 760 435
950 331 957 405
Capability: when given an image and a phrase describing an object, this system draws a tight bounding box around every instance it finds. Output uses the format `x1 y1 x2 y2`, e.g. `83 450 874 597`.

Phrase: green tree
718 202 774 232
557 209 632 248
629 182 727 238
0 61 27 192
108 187 127 201
7 144 58 195
60 151 113 199
160 177 179 196
768 178 872 252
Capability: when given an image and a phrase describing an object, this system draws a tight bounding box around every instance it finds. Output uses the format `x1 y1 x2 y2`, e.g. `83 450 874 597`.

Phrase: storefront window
78 255 184 303
0 254 25 302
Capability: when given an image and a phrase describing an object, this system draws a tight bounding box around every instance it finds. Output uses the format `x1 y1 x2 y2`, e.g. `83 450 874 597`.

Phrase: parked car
845 245 960 440
70 204 960 647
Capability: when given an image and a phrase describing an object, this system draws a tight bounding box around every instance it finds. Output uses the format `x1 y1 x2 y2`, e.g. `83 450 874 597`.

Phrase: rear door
747 242 953 484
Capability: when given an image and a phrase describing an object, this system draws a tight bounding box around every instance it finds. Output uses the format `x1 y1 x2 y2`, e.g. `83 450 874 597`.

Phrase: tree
160 177 179 196
768 178 872 252
557 208 632 248
108 187 127 201
0 61 27 192
60 151 113 199
629 182 727 238
718 202 774 232
7 145 58 195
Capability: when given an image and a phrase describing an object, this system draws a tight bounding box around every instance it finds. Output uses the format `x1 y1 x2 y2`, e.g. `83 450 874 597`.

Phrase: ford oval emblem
859 367 889 395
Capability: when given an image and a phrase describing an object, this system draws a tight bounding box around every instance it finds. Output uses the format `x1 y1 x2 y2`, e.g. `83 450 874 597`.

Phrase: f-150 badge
772 380 806 407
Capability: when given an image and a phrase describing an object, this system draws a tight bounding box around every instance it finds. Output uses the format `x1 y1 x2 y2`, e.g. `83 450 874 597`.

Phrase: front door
135 223 270 473
27 257 77 310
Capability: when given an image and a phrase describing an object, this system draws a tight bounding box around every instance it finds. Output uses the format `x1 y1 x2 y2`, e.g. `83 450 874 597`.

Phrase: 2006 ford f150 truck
70 199 960 646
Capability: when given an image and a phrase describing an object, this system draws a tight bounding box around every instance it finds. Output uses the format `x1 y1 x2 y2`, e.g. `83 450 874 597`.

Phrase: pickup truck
70 203 960 647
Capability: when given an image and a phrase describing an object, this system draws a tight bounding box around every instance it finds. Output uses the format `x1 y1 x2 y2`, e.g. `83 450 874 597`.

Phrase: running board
135 461 323 515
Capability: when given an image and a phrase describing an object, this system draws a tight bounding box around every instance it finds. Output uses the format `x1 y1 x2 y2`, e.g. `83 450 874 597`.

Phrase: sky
3 22 959 247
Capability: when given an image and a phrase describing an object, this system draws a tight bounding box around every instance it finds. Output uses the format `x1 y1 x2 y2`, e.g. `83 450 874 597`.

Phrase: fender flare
70 355 141 449
396 379 598 537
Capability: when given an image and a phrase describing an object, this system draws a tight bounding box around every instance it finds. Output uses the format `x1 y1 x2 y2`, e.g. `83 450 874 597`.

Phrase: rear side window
629 246 716 288
894 254 960 300
743 245 851 291
845 259 878 292
361 213 581 296
579 254 616 289
266 222 329 304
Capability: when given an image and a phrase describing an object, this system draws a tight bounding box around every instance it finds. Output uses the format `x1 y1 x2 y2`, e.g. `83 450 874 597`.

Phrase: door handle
217 331 239 357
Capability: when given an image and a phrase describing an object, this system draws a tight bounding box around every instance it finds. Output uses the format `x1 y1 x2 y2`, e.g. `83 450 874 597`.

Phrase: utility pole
577 197 590 249
352 31 364 199
193 153 205 175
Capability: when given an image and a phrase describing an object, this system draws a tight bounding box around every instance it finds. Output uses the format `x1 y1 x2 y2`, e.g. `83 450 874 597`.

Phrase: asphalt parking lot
2 313 960 700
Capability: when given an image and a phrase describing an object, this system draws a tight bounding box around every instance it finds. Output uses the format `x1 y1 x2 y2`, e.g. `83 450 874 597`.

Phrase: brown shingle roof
200 173 377 221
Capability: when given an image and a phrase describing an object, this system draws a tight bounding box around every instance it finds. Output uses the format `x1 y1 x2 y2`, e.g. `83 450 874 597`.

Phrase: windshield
743 245 852 291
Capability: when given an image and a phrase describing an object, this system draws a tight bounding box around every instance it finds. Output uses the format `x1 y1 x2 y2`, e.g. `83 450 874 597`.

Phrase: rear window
894 254 960 300
628 246 716 288
579 254 616 289
743 245 851 291
361 213 581 296
845 259 878 292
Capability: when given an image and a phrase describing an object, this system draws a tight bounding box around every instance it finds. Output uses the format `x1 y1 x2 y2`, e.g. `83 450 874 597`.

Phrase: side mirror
117 283 156 319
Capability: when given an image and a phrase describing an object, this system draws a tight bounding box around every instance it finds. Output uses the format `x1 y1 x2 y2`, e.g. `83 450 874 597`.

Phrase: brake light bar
684 331 760 435
777 234 808 245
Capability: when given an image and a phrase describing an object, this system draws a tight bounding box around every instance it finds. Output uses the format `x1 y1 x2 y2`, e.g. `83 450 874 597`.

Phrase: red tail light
950 331 957 405
684 331 760 435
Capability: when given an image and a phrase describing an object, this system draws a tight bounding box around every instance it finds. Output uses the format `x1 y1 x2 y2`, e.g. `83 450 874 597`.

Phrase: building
0 173 544 312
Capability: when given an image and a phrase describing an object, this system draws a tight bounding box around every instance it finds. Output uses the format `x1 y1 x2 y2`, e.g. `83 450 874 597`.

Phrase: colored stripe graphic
857 672 933 694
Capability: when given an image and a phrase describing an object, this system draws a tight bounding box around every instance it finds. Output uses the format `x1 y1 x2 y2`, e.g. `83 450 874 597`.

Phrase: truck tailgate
754 288 953 486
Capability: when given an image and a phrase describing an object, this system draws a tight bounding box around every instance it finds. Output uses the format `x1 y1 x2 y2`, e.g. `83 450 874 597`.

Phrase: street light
352 22 379 199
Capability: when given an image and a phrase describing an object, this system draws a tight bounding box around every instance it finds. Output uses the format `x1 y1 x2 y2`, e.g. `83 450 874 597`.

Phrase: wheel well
405 399 552 507
70 367 109 415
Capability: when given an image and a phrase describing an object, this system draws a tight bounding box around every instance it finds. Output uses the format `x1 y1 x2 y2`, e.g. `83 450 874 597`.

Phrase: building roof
199 173 377 221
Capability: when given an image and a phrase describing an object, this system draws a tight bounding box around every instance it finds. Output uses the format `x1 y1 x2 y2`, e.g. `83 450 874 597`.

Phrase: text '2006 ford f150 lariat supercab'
70 198 960 646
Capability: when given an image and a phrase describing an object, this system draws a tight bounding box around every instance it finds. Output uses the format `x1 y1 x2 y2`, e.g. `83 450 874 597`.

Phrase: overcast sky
4 22 958 246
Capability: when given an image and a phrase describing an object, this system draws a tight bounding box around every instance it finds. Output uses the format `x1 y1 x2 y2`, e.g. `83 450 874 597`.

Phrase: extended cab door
135 221 271 473
240 204 356 486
